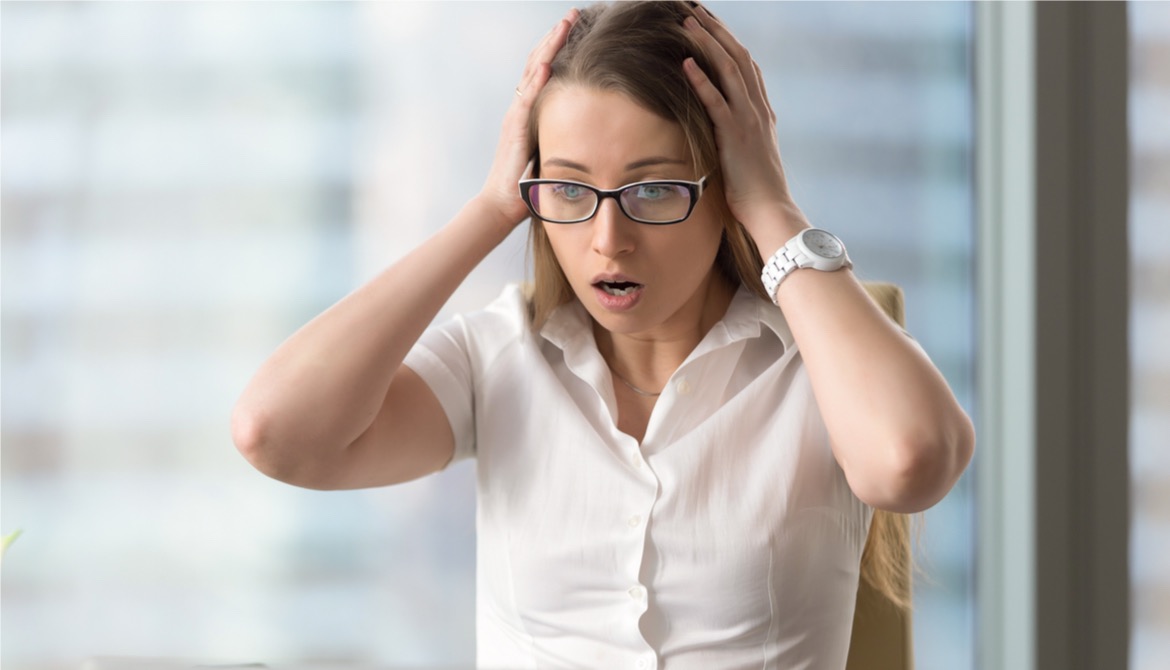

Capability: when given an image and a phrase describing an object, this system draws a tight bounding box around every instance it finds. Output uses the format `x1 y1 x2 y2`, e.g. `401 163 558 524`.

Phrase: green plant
1 529 22 559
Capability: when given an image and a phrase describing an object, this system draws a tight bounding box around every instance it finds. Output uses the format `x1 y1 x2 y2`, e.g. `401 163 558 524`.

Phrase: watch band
761 244 803 304
760 228 852 305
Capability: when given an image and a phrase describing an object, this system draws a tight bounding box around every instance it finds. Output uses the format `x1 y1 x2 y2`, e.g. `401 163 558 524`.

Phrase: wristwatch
761 228 853 304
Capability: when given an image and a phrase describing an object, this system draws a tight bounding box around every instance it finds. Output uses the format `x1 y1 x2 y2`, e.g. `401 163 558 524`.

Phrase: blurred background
0 1 1164 669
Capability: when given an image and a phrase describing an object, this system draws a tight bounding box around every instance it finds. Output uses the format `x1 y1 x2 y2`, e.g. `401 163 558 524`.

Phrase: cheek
679 207 727 262
541 223 583 277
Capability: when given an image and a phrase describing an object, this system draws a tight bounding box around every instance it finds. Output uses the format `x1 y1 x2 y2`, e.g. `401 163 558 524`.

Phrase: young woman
232 2 975 667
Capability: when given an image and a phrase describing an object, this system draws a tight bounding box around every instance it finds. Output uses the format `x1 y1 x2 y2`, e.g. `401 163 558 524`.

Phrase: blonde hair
526 0 766 328
525 0 912 612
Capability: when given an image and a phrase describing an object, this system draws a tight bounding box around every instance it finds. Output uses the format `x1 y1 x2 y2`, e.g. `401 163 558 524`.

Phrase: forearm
774 265 975 513
231 197 512 463
681 5 973 512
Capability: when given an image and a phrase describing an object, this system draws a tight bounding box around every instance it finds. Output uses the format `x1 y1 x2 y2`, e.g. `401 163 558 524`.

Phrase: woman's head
526 0 767 328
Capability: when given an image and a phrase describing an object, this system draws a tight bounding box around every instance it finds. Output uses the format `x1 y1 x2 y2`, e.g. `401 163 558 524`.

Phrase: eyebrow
542 156 689 173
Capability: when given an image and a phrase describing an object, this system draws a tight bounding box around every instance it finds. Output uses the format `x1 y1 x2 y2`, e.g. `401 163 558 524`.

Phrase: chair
845 282 914 670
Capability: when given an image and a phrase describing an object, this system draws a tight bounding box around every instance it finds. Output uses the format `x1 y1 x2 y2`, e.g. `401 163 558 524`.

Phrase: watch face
803 229 843 258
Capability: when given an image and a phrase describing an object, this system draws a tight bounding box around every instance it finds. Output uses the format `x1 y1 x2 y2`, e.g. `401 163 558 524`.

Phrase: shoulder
460 283 537 345
719 284 796 352
424 283 535 369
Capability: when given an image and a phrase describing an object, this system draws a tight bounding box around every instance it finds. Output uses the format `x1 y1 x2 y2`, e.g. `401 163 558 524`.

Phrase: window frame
974 3 1130 669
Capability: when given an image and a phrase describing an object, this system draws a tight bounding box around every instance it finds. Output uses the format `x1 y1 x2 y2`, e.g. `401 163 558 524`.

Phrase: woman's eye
635 184 674 200
553 184 587 200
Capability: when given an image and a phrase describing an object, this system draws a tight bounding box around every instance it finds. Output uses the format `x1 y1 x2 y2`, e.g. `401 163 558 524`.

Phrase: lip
590 273 645 313
590 272 642 286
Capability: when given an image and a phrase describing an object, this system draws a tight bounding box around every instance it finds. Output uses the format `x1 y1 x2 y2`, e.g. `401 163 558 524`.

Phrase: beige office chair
845 282 914 670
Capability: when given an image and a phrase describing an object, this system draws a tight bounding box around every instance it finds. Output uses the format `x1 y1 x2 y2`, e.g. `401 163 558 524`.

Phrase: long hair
524 0 912 613
526 0 766 328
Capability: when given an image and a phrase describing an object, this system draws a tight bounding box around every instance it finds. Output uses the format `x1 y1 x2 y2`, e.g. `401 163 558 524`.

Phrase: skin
681 7 973 512
535 86 735 440
231 9 582 490
231 5 974 514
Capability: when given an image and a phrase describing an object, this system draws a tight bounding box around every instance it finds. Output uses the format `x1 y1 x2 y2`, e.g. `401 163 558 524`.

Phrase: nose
591 197 636 259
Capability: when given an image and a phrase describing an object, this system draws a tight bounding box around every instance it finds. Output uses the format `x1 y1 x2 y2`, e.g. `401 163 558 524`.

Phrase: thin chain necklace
609 366 662 398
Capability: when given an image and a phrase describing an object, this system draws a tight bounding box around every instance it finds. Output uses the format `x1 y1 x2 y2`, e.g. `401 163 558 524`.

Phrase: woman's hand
682 8 973 514
682 7 807 255
477 8 580 235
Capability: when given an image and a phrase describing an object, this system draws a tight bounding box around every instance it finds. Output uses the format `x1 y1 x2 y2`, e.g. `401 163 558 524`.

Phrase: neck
595 275 736 394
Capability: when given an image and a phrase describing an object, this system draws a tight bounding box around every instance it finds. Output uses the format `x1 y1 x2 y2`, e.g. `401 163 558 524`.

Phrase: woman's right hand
477 8 580 232
232 9 582 492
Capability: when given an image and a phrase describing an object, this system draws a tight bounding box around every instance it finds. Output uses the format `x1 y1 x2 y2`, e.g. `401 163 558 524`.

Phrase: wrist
760 228 853 304
740 200 811 260
468 193 527 243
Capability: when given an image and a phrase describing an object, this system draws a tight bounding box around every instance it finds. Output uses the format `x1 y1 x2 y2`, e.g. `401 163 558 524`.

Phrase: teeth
601 282 639 297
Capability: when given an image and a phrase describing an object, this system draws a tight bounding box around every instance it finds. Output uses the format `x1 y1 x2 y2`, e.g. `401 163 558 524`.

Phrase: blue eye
552 183 588 200
634 184 679 200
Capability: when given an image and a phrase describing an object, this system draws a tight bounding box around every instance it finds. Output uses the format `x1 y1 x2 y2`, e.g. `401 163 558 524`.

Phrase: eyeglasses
518 176 708 225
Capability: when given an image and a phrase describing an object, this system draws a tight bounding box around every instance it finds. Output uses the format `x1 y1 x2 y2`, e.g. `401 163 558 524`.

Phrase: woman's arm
231 10 579 490
683 7 974 513
773 269 976 513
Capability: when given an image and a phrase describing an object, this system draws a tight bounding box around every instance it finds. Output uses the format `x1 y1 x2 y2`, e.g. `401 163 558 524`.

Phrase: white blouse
403 284 872 670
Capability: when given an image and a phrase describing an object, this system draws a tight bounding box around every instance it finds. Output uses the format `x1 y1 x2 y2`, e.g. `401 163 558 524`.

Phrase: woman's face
536 85 728 339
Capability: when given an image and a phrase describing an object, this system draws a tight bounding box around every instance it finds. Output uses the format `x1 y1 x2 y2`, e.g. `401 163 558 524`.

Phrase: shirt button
628 585 646 601
676 378 692 395
631 455 642 469
636 659 649 670
627 514 641 528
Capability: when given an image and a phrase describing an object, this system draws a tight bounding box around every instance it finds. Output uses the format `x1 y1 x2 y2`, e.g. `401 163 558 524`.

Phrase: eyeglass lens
527 182 693 223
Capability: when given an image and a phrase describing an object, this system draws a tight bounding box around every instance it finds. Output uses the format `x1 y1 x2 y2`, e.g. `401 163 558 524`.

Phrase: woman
232 2 975 667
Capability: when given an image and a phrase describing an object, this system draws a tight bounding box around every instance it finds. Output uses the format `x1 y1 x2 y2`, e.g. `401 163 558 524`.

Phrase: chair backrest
845 282 914 670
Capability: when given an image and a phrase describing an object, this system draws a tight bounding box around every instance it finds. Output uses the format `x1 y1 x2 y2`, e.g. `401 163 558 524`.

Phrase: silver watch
760 228 853 304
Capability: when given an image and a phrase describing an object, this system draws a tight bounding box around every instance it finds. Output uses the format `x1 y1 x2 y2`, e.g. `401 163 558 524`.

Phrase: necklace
609 367 662 398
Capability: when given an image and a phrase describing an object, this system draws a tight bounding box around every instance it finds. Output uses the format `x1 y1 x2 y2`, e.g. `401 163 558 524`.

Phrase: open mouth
595 280 642 297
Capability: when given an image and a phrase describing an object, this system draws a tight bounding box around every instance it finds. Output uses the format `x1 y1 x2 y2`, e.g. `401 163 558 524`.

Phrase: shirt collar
538 297 595 352
538 284 793 353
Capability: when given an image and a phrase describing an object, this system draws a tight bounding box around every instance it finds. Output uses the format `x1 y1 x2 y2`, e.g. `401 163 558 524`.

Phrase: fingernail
684 16 698 29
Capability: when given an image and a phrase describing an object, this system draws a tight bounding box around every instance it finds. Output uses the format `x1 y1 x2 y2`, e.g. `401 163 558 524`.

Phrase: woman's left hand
682 7 808 254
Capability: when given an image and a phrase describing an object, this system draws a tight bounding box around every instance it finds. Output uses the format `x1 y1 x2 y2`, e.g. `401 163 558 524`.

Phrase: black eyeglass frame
518 176 708 225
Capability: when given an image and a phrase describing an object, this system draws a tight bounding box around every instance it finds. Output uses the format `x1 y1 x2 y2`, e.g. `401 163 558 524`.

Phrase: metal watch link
760 228 853 304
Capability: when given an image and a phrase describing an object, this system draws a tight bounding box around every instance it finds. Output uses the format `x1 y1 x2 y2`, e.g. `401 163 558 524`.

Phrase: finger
518 10 577 96
689 9 768 112
527 9 579 75
683 16 751 112
692 4 748 61
518 24 561 90
683 56 733 128
752 59 777 125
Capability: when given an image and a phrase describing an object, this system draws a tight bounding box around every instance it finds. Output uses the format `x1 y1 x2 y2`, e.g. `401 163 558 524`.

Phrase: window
2 3 974 667
1129 3 1170 668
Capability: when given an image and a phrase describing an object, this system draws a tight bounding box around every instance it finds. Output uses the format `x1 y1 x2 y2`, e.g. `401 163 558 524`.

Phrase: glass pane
1 2 974 668
1129 3 1170 668
714 4 976 668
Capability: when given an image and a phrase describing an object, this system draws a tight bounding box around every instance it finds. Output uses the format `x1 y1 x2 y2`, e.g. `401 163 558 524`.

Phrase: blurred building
1 2 1164 669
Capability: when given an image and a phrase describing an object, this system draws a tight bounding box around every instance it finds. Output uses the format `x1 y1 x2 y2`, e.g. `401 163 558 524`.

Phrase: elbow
231 401 277 476
231 402 300 485
854 414 976 514
230 401 348 490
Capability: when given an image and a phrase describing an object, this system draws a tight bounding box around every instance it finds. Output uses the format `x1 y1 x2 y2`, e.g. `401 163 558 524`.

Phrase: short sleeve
400 284 532 466
403 316 477 465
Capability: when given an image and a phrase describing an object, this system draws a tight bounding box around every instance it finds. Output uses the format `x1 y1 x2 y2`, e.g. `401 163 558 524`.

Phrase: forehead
537 85 689 173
